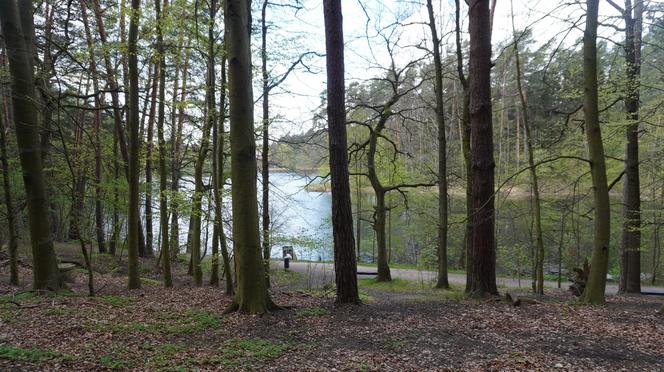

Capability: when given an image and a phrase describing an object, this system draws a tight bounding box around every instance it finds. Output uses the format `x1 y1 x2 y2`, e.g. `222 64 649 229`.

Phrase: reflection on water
136 171 333 261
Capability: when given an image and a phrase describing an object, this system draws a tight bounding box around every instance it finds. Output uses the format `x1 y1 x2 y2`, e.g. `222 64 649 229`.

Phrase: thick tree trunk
620 0 643 294
580 0 610 305
127 0 142 290
155 0 172 287
466 0 497 297
324 0 360 303
224 0 276 314
427 0 449 289
0 0 62 291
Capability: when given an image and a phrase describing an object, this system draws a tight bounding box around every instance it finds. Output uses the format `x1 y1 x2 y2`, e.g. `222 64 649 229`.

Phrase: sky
262 0 625 138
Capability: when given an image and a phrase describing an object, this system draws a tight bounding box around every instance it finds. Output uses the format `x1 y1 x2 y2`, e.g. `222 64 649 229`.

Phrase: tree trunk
324 0 360 303
169 43 191 262
224 0 276 314
189 0 218 287
261 0 271 270
0 0 62 291
427 0 449 289
0 99 19 286
580 0 610 305
127 0 142 290
620 0 643 294
218 55 234 294
92 0 147 257
80 0 107 254
454 0 472 278
466 0 497 297
144 61 158 258
155 0 172 287
510 2 544 295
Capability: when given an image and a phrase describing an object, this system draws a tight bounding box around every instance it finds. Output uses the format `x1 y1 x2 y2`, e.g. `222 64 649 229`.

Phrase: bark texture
466 0 497 296
580 0 610 305
225 0 275 313
0 0 61 291
324 0 360 304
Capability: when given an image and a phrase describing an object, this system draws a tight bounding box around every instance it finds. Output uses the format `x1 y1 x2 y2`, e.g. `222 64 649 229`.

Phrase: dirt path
275 260 664 295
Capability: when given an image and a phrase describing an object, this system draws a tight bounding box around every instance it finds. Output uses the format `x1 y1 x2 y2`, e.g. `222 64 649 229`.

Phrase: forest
0 0 663 370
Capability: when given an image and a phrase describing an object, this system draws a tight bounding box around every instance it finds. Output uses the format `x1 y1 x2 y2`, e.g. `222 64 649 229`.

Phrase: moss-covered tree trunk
580 0 610 305
466 0 497 297
427 0 449 289
0 0 61 291
225 0 276 314
127 0 142 290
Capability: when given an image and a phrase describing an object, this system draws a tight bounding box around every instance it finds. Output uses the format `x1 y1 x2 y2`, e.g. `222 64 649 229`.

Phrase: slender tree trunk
466 0 497 296
0 0 61 291
189 0 218 287
454 0 472 279
427 0 449 289
169 43 191 262
224 0 276 314
511 2 544 295
155 0 171 287
127 0 142 290
218 55 234 294
92 0 147 257
324 0 360 303
580 0 610 305
620 0 643 294
0 100 19 285
80 0 107 254
110 118 120 256
144 61 159 258
261 0 271 269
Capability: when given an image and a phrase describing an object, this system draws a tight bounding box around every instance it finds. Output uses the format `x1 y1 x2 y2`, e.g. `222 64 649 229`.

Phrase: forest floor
1 244 664 371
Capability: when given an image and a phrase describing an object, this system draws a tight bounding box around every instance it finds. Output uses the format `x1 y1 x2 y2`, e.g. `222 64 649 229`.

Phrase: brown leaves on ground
1 252 663 371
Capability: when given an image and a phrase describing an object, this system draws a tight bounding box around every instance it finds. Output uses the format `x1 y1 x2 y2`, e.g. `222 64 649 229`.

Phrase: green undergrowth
99 355 131 370
92 309 224 335
0 344 74 363
191 338 290 368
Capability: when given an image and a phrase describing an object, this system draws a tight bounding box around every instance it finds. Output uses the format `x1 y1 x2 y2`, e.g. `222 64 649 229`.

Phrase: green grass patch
295 306 329 317
158 309 223 334
98 295 134 307
99 355 131 369
0 292 35 304
43 307 69 316
0 345 73 363
192 338 290 368
271 268 303 286
140 277 161 286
